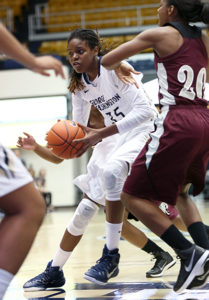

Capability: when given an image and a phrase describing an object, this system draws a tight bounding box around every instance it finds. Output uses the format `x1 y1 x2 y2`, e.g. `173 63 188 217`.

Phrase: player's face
67 38 98 73
157 0 169 26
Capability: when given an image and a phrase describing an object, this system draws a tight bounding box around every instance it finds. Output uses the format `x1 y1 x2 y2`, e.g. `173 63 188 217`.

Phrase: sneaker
174 245 209 293
146 251 176 278
187 253 209 289
83 244 120 285
23 261 65 291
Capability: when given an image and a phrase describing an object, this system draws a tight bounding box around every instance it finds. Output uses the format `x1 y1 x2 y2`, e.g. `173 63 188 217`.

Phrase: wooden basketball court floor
3 196 209 300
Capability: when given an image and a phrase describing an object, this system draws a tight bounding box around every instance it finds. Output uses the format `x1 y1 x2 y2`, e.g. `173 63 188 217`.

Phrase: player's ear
94 46 99 56
168 4 176 17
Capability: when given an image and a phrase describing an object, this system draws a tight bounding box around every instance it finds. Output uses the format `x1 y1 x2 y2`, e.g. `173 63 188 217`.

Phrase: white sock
51 247 72 270
105 221 123 251
0 269 14 299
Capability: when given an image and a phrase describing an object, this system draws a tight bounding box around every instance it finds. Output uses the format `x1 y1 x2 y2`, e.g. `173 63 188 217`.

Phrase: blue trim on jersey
0 148 15 178
83 56 102 85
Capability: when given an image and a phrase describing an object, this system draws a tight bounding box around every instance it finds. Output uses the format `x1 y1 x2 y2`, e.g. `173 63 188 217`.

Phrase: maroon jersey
123 23 209 205
155 22 208 108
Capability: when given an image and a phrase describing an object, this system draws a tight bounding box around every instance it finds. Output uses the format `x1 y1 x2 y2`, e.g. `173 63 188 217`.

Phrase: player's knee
19 191 45 229
67 198 99 236
103 168 117 191
103 161 128 192
28 193 46 226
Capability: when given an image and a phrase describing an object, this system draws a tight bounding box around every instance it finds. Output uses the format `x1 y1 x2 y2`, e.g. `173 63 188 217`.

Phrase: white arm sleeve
72 92 91 126
114 73 155 134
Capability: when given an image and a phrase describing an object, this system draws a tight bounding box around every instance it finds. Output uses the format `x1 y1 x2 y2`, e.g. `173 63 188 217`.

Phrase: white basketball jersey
0 145 32 197
72 60 157 134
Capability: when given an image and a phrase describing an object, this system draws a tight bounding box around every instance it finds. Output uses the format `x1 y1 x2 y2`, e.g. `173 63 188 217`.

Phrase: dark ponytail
167 0 209 24
68 29 109 93
201 1 209 24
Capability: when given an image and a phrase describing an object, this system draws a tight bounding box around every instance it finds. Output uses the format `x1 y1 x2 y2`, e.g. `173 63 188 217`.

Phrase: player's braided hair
67 29 108 93
167 0 209 24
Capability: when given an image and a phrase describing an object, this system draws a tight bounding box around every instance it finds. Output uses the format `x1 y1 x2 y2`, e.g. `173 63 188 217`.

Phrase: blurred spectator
36 168 53 211
13 149 26 167
27 164 36 181
35 168 47 192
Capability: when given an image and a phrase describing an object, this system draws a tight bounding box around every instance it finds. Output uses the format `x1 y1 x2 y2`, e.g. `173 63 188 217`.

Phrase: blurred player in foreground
0 22 65 299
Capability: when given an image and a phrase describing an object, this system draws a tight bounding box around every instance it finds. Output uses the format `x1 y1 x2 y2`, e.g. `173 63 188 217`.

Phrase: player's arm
101 28 160 69
74 83 153 155
72 93 91 125
17 132 63 164
0 22 65 78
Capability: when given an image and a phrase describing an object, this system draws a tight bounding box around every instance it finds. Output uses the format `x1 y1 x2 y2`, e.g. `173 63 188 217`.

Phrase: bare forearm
98 124 119 139
0 23 37 69
34 143 63 164
101 38 145 69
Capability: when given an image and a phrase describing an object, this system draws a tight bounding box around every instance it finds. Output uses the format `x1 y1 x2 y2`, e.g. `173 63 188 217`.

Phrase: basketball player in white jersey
18 26 209 291
18 28 173 291
20 28 209 291
0 22 65 299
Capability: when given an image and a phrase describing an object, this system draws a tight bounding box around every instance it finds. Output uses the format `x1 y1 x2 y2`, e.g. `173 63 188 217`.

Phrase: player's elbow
54 158 63 164
141 105 155 122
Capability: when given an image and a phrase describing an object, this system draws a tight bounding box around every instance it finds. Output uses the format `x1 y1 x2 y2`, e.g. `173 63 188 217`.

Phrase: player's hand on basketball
17 132 37 150
31 56 65 79
73 125 102 157
115 62 140 88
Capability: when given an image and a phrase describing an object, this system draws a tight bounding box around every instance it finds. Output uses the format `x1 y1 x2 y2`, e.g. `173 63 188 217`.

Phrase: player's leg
171 203 209 289
23 195 100 291
24 136 110 291
122 191 209 293
84 160 127 285
122 209 176 278
83 131 152 285
171 212 209 236
0 182 45 299
173 185 209 290
161 198 209 239
172 215 187 231
176 184 209 249
122 197 209 279
120 108 209 292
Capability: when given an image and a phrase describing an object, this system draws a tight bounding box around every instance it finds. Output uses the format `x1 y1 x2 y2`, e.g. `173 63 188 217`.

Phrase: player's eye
78 49 84 55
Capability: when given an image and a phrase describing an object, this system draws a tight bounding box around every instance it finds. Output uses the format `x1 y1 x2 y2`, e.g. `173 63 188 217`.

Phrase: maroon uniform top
154 22 208 108
123 22 209 205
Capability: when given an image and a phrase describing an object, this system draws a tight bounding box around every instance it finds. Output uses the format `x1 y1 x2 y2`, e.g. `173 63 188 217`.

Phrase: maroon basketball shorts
123 105 209 205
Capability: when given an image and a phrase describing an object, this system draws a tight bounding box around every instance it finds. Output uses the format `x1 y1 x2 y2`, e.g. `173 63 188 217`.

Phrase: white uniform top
72 60 158 204
72 60 157 134
0 144 32 197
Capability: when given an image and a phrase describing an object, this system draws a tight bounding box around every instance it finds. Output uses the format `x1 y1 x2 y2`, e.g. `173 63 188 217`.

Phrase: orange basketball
46 120 85 159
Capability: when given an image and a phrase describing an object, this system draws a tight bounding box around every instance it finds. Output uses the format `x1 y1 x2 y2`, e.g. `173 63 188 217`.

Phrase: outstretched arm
17 132 63 164
0 22 65 78
101 29 157 69
101 27 172 70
